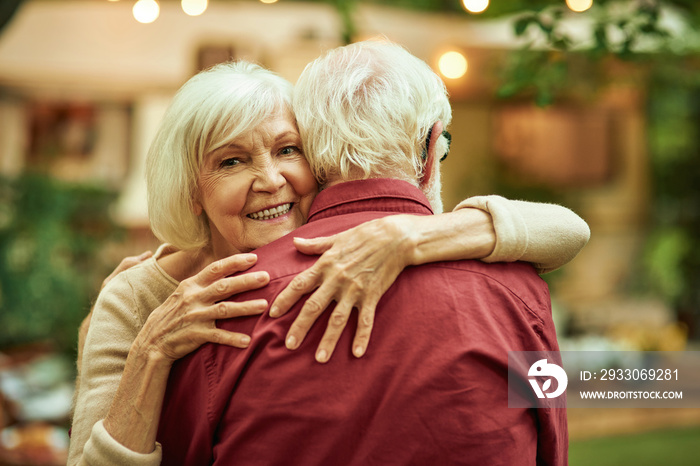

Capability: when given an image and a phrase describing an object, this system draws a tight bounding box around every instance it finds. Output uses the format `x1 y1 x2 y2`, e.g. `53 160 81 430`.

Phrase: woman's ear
192 199 203 216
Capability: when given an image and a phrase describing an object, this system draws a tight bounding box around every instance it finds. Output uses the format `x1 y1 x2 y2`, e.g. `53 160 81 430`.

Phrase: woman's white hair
293 40 452 186
146 61 293 250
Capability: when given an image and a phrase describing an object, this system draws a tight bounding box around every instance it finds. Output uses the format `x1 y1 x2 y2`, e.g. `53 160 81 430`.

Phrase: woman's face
195 107 318 258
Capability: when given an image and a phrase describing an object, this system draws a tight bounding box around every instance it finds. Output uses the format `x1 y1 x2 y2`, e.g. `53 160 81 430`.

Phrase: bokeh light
132 0 160 24
566 0 593 13
438 51 468 79
461 0 489 14
181 0 208 16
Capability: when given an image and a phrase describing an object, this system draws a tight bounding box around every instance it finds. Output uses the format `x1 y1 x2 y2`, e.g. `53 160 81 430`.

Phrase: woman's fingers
282 280 336 350
196 253 259 286
202 272 270 302
312 297 377 362
192 299 268 320
314 300 354 363
269 235 340 317
351 301 377 358
269 267 321 317
206 328 254 348
293 236 335 255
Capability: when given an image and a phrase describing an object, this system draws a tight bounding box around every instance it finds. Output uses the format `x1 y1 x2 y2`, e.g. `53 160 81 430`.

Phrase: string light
566 0 593 13
133 0 159 23
182 0 208 16
461 0 489 14
438 51 468 80
260 0 279 4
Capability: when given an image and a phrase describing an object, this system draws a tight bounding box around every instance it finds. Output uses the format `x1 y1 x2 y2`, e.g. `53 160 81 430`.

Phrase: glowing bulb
461 0 489 14
182 0 208 16
566 0 593 13
133 0 159 23
260 0 279 4
438 51 468 80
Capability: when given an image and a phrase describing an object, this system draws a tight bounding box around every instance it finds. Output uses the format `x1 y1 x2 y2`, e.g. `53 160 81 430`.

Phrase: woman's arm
452 195 590 274
270 196 590 363
69 253 270 465
76 251 153 381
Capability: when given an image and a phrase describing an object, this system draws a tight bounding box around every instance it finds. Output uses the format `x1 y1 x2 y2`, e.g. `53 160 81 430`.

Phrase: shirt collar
307 178 434 223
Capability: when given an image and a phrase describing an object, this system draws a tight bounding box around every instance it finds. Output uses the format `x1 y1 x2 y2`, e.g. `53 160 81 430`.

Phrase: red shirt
158 179 567 466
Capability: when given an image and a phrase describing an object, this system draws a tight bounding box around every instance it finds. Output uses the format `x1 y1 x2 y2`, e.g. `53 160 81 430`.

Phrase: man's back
158 179 567 466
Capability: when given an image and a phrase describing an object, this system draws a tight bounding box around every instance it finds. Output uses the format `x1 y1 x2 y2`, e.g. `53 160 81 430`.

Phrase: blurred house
1 1 699 456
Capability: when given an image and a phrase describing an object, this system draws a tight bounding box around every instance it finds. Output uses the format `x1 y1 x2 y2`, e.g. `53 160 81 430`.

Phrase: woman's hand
99 253 271 455
134 253 270 365
269 215 417 363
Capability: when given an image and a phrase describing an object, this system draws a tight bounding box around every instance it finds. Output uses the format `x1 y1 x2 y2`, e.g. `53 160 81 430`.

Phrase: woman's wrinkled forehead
201 102 296 160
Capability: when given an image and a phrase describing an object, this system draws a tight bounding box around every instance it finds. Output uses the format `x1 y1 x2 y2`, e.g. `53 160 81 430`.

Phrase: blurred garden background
0 0 699 464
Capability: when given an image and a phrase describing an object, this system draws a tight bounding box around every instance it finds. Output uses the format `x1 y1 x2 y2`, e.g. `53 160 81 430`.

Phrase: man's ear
420 121 443 189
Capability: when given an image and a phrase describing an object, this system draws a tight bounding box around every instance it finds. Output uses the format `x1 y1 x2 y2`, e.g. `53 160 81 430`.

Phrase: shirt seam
428 263 547 333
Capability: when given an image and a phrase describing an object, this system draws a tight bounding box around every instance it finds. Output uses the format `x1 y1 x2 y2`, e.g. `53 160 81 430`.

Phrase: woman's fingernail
240 335 251 346
269 306 279 317
286 335 297 350
257 273 268 282
316 349 328 363
245 254 257 263
353 346 365 358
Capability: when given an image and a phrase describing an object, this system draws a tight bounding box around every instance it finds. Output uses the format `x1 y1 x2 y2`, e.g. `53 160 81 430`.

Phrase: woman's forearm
406 209 496 266
102 342 172 454
405 195 589 273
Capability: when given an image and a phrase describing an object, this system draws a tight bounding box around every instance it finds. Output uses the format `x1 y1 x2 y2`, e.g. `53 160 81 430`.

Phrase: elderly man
157 40 567 465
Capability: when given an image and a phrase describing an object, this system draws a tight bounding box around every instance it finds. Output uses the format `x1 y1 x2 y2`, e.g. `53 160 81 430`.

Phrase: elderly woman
69 61 589 465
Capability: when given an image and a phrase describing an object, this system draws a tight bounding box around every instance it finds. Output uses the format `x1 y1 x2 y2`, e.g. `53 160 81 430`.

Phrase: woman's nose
251 161 286 193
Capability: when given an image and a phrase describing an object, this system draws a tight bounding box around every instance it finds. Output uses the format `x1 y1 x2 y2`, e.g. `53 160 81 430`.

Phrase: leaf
542 378 552 392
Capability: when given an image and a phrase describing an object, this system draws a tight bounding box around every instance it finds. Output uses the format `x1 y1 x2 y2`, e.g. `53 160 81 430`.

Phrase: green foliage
498 1 677 106
643 227 691 302
497 50 569 107
0 174 122 352
645 76 700 327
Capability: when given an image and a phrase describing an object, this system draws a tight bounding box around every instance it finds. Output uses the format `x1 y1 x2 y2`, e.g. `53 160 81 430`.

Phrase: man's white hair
293 40 452 188
146 61 293 250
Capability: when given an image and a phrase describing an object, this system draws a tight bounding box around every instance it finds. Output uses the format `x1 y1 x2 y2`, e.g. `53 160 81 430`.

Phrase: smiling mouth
247 203 293 220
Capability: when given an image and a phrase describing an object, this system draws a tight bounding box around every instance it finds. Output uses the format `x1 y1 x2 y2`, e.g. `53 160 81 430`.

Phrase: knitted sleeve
454 195 590 274
68 264 174 465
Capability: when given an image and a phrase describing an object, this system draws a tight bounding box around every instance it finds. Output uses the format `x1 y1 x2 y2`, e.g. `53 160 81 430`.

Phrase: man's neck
323 173 418 190
322 175 442 213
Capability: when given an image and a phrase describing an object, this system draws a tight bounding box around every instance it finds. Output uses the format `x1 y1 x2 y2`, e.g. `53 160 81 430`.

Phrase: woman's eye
220 158 240 168
280 146 301 156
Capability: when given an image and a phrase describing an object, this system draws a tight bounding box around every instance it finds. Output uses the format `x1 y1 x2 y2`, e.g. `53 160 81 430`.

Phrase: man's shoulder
411 259 551 313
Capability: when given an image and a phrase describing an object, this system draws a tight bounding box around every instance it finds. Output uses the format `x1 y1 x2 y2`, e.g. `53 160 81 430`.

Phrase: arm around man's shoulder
454 195 590 273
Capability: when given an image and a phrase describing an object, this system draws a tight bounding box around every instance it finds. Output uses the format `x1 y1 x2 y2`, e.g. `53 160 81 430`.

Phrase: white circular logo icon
528 359 568 399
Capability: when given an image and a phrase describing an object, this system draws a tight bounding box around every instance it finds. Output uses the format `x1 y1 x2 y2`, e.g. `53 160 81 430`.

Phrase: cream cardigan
68 195 590 465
